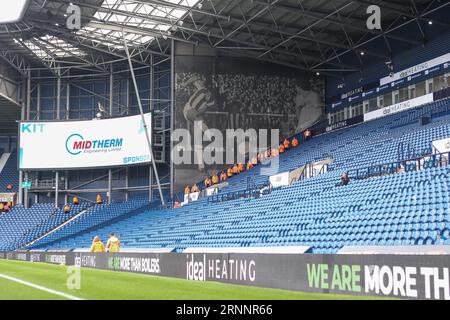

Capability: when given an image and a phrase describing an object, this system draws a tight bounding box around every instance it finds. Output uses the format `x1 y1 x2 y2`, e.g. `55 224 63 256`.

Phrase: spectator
232 164 239 175
3 202 10 212
291 136 299 147
396 163 405 174
257 152 264 163
227 167 233 178
173 201 181 208
304 129 312 141
6 184 12 191
106 233 121 253
96 194 102 204
250 156 258 166
238 163 244 173
184 185 191 195
90 236 105 253
212 173 219 185
0 203 4 212
220 171 228 182
191 183 199 193
73 196 79 205
204 176 212 188
283 138 290 149
338 172 351 187
63 204 71 214
279 144 285 154
271 147 279 157
246 161 254 171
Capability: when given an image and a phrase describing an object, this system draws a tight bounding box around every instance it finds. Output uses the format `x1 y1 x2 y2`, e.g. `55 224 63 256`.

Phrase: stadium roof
0 0 449 76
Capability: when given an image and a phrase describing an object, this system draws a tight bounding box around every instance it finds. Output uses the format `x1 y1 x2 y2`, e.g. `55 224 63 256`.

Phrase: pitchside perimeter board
2 251 450 300
17 113 152 170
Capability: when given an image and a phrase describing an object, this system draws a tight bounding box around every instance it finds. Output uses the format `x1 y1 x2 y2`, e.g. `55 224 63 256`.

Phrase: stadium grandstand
0 0 450 301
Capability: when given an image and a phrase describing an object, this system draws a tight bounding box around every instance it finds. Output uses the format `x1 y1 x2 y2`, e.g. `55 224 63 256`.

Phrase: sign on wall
363 93 434 122
18 113 152 170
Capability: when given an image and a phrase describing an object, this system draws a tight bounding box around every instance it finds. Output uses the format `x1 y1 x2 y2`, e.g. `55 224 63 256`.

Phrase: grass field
0 259 380 300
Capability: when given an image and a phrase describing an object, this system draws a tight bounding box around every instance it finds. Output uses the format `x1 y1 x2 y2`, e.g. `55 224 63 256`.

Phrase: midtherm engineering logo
65 133 123 155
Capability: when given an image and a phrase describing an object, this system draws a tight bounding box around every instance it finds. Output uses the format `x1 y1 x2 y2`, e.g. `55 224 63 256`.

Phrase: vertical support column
108 169 112 204
125 167 129 201
26 70 31 122
35 73 40 204
170 39 175 200
65 70 70 205
109 64 113 115
125 78 130 200
37 71 41 120
18 77 26 206
55 171 59 208
149 54 154 202
55 65 61 208
64 171 68 205
56 65 61 120
24 70 31 208
108 64 113 204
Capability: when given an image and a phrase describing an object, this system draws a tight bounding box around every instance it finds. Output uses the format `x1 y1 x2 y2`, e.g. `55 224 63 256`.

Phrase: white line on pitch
0 273 83 300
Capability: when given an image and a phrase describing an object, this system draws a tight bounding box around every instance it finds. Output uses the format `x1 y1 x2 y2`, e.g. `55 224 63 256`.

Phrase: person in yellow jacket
211 173 219 185
90 236 105 253
106 233 121 253
73 196 79 205
96 194 102 204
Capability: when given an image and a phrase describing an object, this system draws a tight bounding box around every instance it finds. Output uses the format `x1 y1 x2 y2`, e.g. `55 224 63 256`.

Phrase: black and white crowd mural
173 55 325 192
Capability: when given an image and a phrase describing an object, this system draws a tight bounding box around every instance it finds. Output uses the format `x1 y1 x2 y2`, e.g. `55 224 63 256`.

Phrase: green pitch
0 259 379 300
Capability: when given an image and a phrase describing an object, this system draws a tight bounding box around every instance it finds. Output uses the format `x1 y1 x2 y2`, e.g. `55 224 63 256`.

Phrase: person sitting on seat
90 236 105 253
246 161 254 171
291 136 299 148
73 196 79 205
204 176 212 188
304 129 312 141
232 164 239 175
283 138 290 150
337 172 351 187
191 183 199 193
96 194 102 204
279 144 285 154
184 185 191 195
220 171 228 182
3 202 10 212
173 201 181 208
63 204 71 214
257 152 263 163
238 163 244 173
212 173 219 185
227 167 233 178
271 147 279 157
6 184 12 191
396 163 405 174
251 156 258 166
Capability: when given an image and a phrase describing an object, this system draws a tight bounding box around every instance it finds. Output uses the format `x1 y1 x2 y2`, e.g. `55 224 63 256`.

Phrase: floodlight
0 0 30 24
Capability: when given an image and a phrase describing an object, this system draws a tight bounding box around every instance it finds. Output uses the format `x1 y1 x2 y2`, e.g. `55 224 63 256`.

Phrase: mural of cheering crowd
173 56 325 191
